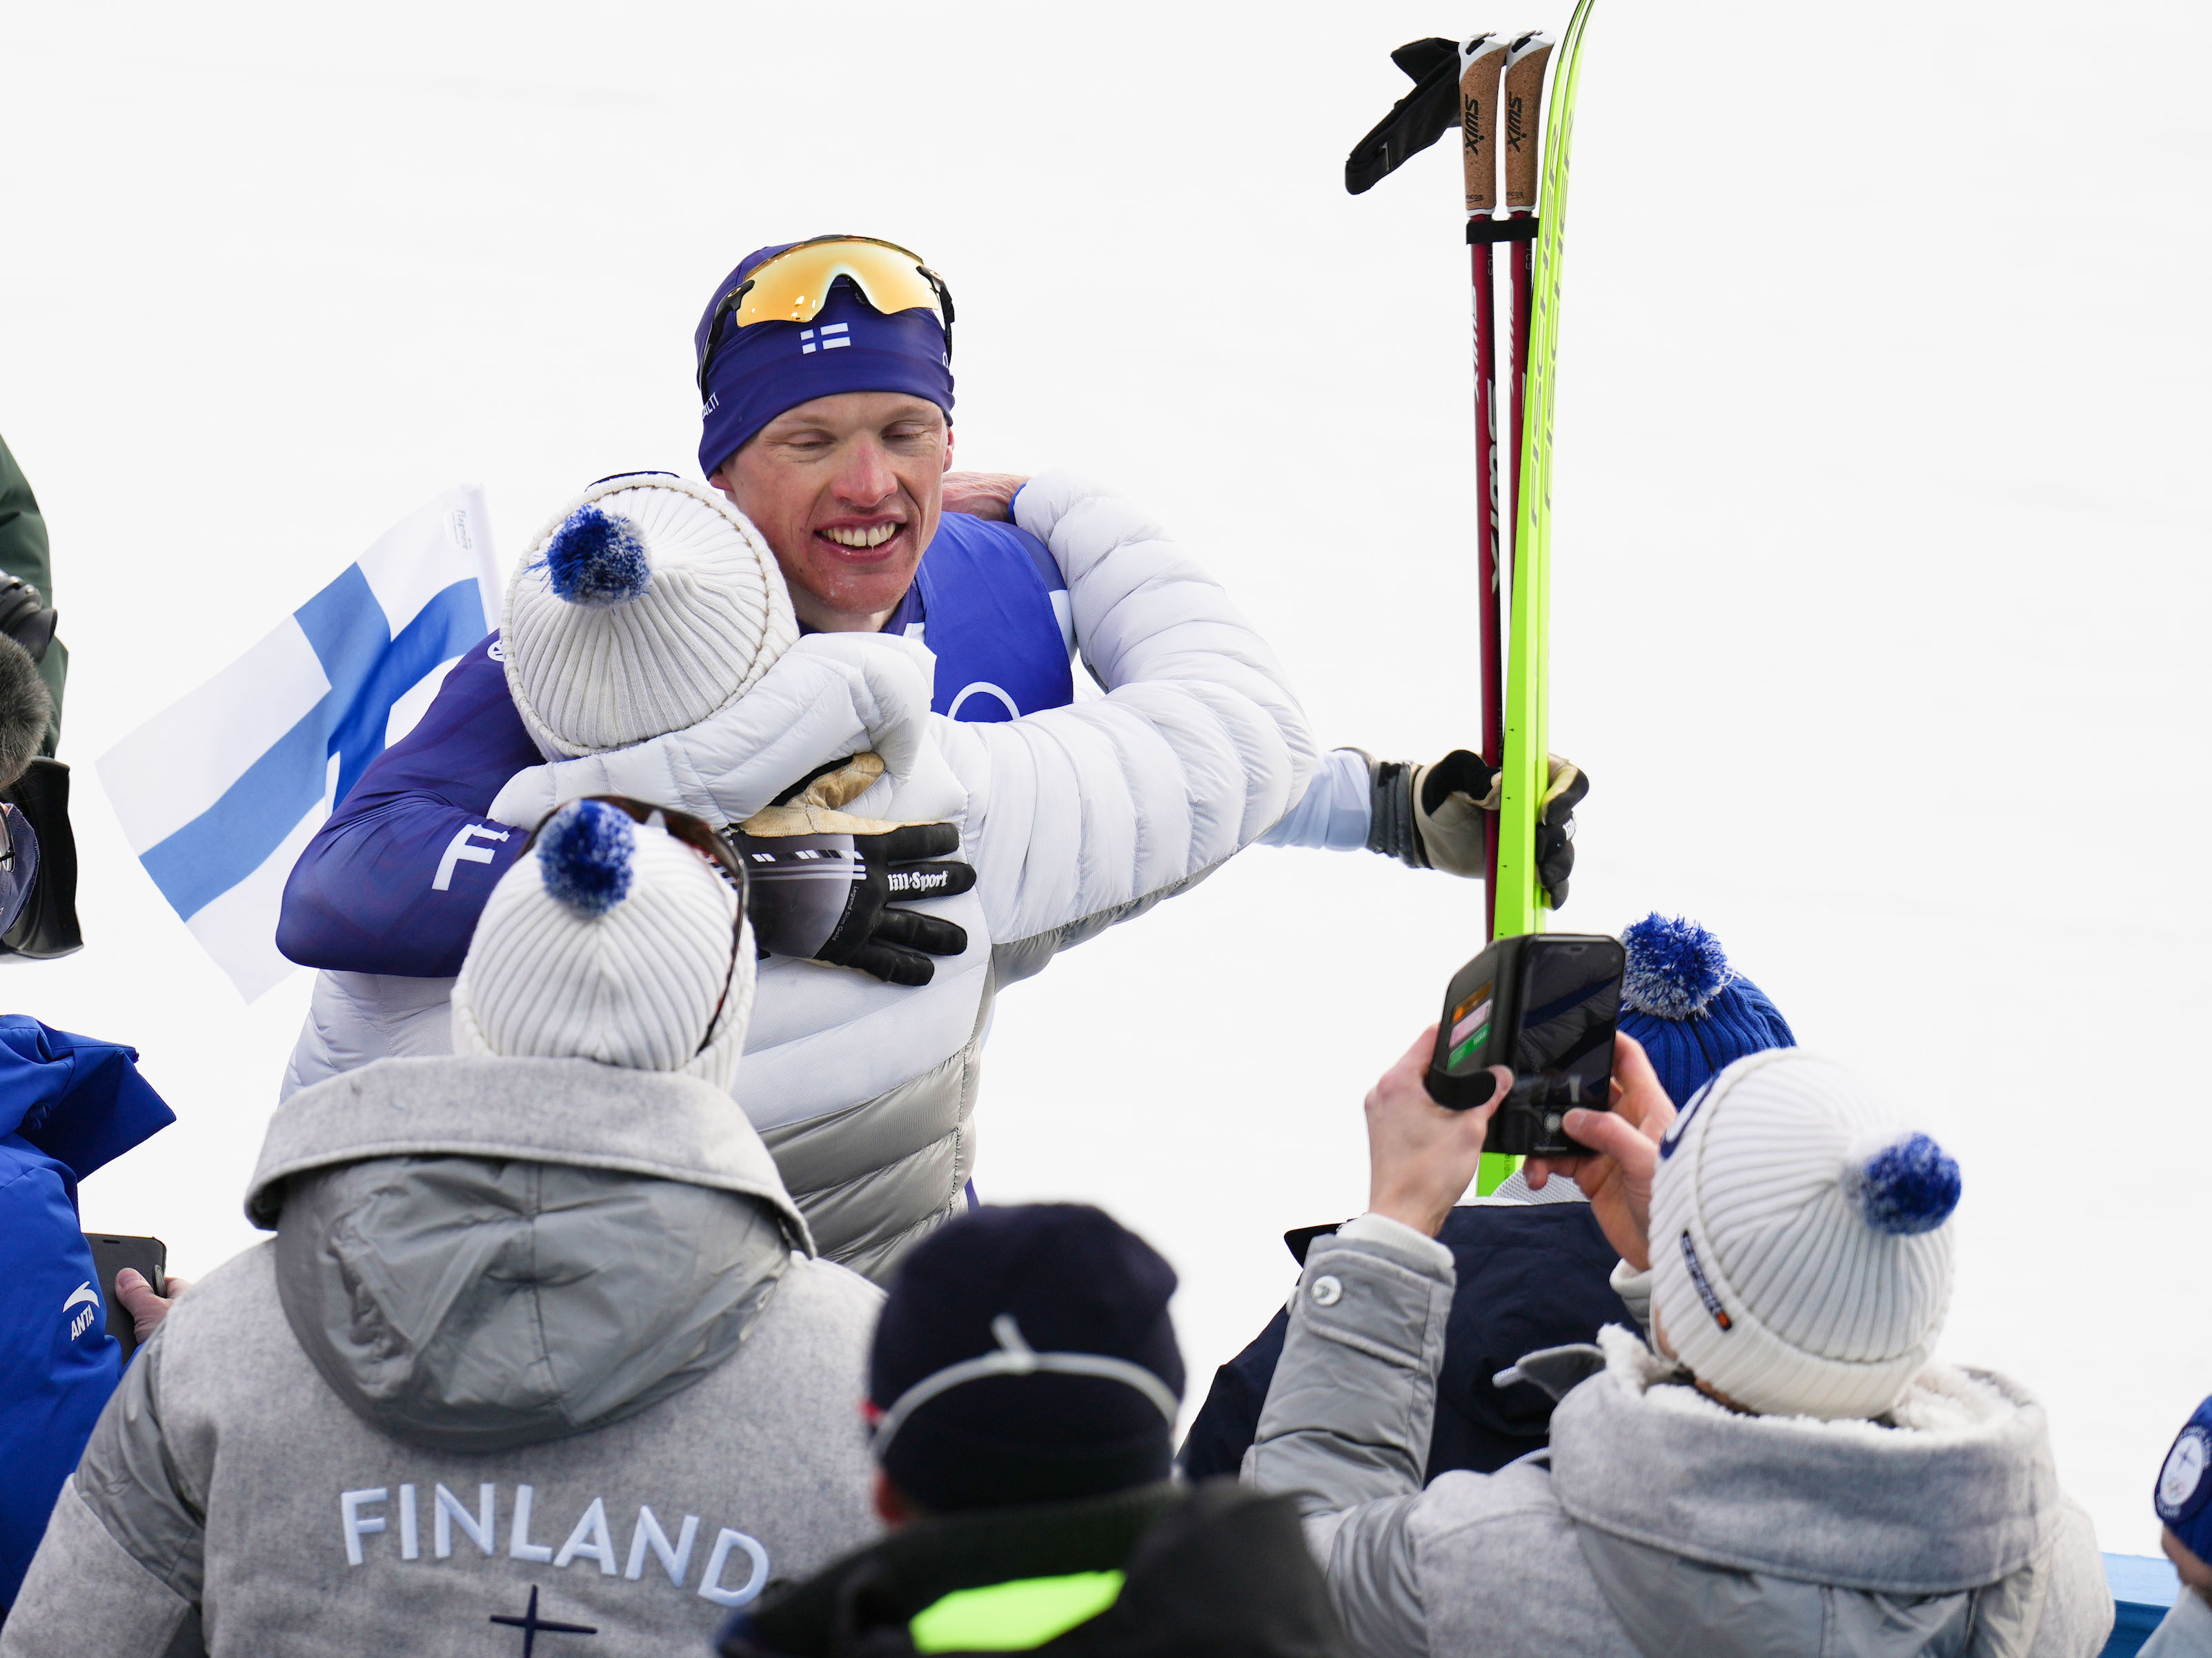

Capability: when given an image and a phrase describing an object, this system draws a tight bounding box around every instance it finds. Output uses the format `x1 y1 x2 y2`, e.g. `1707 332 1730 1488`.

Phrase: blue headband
2157 1395 2212 1563
694 244 956 477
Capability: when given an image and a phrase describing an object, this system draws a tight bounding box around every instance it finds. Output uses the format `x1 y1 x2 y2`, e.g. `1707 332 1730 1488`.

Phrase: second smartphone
1427 933 1626 1156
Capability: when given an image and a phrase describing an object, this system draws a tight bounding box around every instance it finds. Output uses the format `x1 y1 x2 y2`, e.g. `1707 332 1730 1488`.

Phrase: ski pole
1456 32 1520 1198
1490 35 1551 954
1459 34 1510 941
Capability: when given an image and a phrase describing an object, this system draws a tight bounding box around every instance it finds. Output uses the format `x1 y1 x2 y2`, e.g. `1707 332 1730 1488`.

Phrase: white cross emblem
800 323 850 355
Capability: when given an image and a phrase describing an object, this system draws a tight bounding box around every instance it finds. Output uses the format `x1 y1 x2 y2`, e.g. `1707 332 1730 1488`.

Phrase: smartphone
1427 934 1626 1156
86 1234 166 1358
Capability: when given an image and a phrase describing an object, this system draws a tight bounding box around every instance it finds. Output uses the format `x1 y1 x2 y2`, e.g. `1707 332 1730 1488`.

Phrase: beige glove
1368 750 1587 907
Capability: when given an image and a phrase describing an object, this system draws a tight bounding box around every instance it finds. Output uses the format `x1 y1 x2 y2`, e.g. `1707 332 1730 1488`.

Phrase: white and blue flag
99 487 502 998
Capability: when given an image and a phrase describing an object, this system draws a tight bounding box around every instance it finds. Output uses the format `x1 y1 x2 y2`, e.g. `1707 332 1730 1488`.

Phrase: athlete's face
711 393 953 633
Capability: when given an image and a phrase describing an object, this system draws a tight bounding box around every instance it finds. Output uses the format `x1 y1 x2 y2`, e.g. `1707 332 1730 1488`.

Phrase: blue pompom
544 504 651 607
537 800 633 916
1621 913 1731 1020
1854 1133 1962 1236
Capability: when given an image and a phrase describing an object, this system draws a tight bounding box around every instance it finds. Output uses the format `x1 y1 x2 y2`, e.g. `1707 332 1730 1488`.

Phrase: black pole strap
1468 217 1541 244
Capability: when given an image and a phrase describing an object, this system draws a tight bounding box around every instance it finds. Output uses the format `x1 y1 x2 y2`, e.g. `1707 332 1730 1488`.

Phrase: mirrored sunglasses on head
524 796 749 1058
695 235 955 399
524 795 747 893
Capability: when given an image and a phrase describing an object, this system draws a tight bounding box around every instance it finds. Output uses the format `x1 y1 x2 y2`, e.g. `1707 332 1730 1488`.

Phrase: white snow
3 0 2205 1558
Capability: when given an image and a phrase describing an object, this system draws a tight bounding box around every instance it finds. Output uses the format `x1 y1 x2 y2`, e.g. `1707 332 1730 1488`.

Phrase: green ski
1494 0 1595 943
1478 0 1593 1194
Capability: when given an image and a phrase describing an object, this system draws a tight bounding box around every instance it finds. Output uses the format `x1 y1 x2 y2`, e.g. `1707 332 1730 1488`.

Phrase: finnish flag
99 487 502 998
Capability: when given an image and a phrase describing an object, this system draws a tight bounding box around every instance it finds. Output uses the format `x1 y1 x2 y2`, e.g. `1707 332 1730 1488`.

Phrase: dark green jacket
718 1479 1350 1658
0 433 64 751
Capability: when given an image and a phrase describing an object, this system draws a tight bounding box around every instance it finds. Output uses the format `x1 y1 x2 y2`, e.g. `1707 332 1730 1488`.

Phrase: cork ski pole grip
1502 32 1554 210
1460 35 1510 215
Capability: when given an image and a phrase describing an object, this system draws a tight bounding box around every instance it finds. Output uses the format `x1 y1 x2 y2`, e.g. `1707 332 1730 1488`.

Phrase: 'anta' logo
63 1281 101 1341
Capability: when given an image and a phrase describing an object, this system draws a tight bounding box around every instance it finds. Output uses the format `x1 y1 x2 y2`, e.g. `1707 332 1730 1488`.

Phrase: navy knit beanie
869 1205 1185 1514
1616 914 1796 1107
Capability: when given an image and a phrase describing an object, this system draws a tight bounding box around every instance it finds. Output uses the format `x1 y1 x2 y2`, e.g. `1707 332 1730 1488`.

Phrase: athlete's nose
831 436 900 512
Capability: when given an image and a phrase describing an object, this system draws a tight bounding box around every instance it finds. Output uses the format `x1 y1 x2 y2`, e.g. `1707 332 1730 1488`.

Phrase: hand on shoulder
940 471 1029 522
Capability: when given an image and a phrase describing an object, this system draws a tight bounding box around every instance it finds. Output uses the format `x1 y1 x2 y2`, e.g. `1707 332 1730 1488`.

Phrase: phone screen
1444 979 1495 1070
1512 942 1621 1108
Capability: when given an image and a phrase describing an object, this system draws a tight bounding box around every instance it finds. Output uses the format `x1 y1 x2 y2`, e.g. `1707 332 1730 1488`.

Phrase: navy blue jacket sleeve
276 633 541 978
1178 1306 1290 1482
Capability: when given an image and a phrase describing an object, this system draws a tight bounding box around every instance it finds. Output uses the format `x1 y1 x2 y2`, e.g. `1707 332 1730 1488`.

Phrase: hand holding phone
1523 1031 1677 1272
1364 1026 1506 1236
86 1234 166 1358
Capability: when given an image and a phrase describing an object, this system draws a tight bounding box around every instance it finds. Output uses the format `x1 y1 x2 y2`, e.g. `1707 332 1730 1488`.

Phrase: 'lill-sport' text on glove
733 754 977 987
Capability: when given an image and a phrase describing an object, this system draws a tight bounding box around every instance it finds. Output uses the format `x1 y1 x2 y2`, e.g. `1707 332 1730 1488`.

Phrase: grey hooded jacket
1244 1223 2115 1658
0 1056 885 1658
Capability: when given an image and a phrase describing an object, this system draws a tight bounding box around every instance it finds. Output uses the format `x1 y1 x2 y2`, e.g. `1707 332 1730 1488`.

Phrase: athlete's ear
942 425 955 472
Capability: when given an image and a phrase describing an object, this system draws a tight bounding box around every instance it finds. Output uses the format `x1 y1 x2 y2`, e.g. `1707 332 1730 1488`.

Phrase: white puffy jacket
283 475 1316 1281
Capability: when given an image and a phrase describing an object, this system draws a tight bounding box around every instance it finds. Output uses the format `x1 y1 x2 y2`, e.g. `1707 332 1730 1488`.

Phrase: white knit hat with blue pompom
1649 1049 1962 1421
504 473 798 758
450 799 753 1092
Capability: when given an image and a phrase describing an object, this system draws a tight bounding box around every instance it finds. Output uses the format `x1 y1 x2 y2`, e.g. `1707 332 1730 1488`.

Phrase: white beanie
451 800 753 1092
1648 1049 1962 1421
504 473 799 758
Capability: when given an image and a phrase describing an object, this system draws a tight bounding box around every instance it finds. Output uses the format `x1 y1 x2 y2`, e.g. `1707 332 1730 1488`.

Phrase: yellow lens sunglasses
696 235 954 400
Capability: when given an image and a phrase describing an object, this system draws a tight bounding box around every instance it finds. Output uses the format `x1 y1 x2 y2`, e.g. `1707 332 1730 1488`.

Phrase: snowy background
4 0 2206 1555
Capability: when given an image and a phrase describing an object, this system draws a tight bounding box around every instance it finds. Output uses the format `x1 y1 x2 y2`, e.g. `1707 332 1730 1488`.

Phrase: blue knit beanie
1617 914 1795 1107
869 1205 1185 1514
694 241 955 478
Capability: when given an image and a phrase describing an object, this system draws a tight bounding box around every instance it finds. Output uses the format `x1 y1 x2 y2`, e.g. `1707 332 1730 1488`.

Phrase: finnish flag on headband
99 487 502 998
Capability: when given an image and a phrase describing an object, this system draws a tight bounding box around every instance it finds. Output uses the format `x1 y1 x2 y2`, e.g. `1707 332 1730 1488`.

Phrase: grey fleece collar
248 1055 813 1254
1549 1327 2060 1596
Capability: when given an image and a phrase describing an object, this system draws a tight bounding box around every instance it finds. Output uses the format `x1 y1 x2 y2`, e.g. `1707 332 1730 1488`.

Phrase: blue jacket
0 1018 174 1608
277 512 1074 978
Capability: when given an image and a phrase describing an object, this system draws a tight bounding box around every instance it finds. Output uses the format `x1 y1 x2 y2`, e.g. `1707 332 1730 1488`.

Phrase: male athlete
277 235 1581 1010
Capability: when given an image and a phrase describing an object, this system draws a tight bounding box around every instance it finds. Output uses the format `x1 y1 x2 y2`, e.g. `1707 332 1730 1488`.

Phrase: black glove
1530 759 1587 909
0 575 58 664
733 819 978 986
1365 749 1587 909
